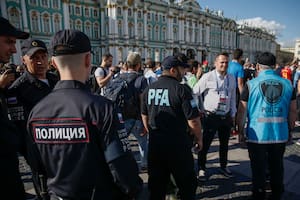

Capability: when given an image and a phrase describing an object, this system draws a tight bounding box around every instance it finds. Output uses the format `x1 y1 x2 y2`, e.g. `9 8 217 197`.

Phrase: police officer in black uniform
26 29 142 200
6 39 58 199
141 55 203 200
0 17 29 200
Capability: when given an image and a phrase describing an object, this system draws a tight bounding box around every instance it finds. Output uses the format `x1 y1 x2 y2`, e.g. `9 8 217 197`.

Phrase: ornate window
128 9 132 17
53 14 61 33
31 11 39 32
8 7 20 28
41 0 49 7
138 23 143 39
128 23 134 38
148 25 152 40
75 20 82 31
154 26 159 40
69 19 74 29
118 21 122 37
42 13 51 33
85 8 89 17
29 0 37 5
75 6 81 15
147 13 151 20
173 27 178 41
52 0 59 9
85 21 92 38
94 22 99 39
155 14 158 21
138 11 142 18
162 15 166 22
93 9 98 18
162 27 166 41
117 7 122 16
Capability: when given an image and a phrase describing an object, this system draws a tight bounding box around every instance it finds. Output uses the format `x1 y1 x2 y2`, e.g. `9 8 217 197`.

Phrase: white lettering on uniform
34 127 87 142
148 89 170 106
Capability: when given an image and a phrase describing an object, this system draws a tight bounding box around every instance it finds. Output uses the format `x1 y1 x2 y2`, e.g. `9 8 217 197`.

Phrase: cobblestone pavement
19 131 300 200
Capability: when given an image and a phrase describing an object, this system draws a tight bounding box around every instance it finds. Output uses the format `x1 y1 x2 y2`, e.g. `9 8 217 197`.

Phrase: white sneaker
295 121 300 126
198 169 206 181
296 139 300 146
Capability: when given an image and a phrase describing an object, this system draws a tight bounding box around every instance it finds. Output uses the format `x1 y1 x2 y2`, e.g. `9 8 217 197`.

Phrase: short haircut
215 52 229 60
233 48 243 60
102 53 112 60
257 52 276 68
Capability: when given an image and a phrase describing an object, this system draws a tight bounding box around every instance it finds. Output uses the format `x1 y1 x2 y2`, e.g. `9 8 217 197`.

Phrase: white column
20 0 29 31
134 8 138 39
123 7 129 39
206 24 210 45
0 0 7 18
144 47 148 59
62 0 70 29
191 21 195 43
100 8 105 39
143 10 147 40
167 14 173 42
199 22 202 45
179 16 184 42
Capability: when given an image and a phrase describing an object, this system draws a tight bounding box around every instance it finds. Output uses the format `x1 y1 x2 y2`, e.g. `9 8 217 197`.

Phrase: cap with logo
21 39 47 56
162 55 190 70
126 52 141 66
0 17 29 39
51 29 91 56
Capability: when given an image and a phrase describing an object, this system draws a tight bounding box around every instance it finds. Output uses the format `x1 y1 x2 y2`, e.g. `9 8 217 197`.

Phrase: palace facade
1 0 277 65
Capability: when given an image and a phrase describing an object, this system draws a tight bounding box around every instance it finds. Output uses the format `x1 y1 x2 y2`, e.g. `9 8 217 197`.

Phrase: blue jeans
124 119 148 167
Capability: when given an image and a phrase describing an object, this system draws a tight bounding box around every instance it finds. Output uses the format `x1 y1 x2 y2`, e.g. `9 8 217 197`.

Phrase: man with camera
0 16 29 199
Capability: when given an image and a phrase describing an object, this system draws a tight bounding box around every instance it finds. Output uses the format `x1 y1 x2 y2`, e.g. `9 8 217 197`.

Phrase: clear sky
197 0 300 47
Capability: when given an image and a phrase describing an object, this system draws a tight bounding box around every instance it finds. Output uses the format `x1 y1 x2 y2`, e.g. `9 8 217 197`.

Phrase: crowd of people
0 16 299 200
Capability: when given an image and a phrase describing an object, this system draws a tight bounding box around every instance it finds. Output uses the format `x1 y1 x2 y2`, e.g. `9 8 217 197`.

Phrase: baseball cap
126 52 141 66
162 56 190 70
202 60 208 65
0 17 29 39
21 39 47 56
51 29 91 56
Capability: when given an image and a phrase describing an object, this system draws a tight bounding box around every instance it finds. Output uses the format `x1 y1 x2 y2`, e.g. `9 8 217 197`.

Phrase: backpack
87 66 106 94
104 73 139 120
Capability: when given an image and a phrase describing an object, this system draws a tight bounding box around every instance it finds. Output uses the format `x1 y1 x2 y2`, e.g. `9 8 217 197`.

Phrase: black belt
205 110 231 120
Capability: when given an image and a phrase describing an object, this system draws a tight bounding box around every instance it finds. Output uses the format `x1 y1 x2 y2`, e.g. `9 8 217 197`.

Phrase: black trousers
148 142 197 200
198 114 232 170
247 142 286 200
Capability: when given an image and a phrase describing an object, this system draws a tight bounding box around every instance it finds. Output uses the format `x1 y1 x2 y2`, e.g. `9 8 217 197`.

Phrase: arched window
128 23 134 38
162 27 166 41
138 23 143 39
148 25 152 40
75 6 81 15
118 21 122 37
94 23 99 39
42 13 51 33
69 19 74 29
53 14 61 33
75 20 82 31
117 7 122 16
128 9 132 17
138 11 142 18
154 26 159 40
93 9 98 18
85 8 89 17
173 27 178 41
85 21 92 37
8 8 20 28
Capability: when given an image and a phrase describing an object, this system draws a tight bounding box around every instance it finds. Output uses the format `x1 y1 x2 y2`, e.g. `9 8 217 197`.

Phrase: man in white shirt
193 52 236 180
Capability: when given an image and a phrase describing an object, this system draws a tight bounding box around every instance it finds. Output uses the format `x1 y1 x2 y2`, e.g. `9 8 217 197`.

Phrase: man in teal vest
237 52 296 200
